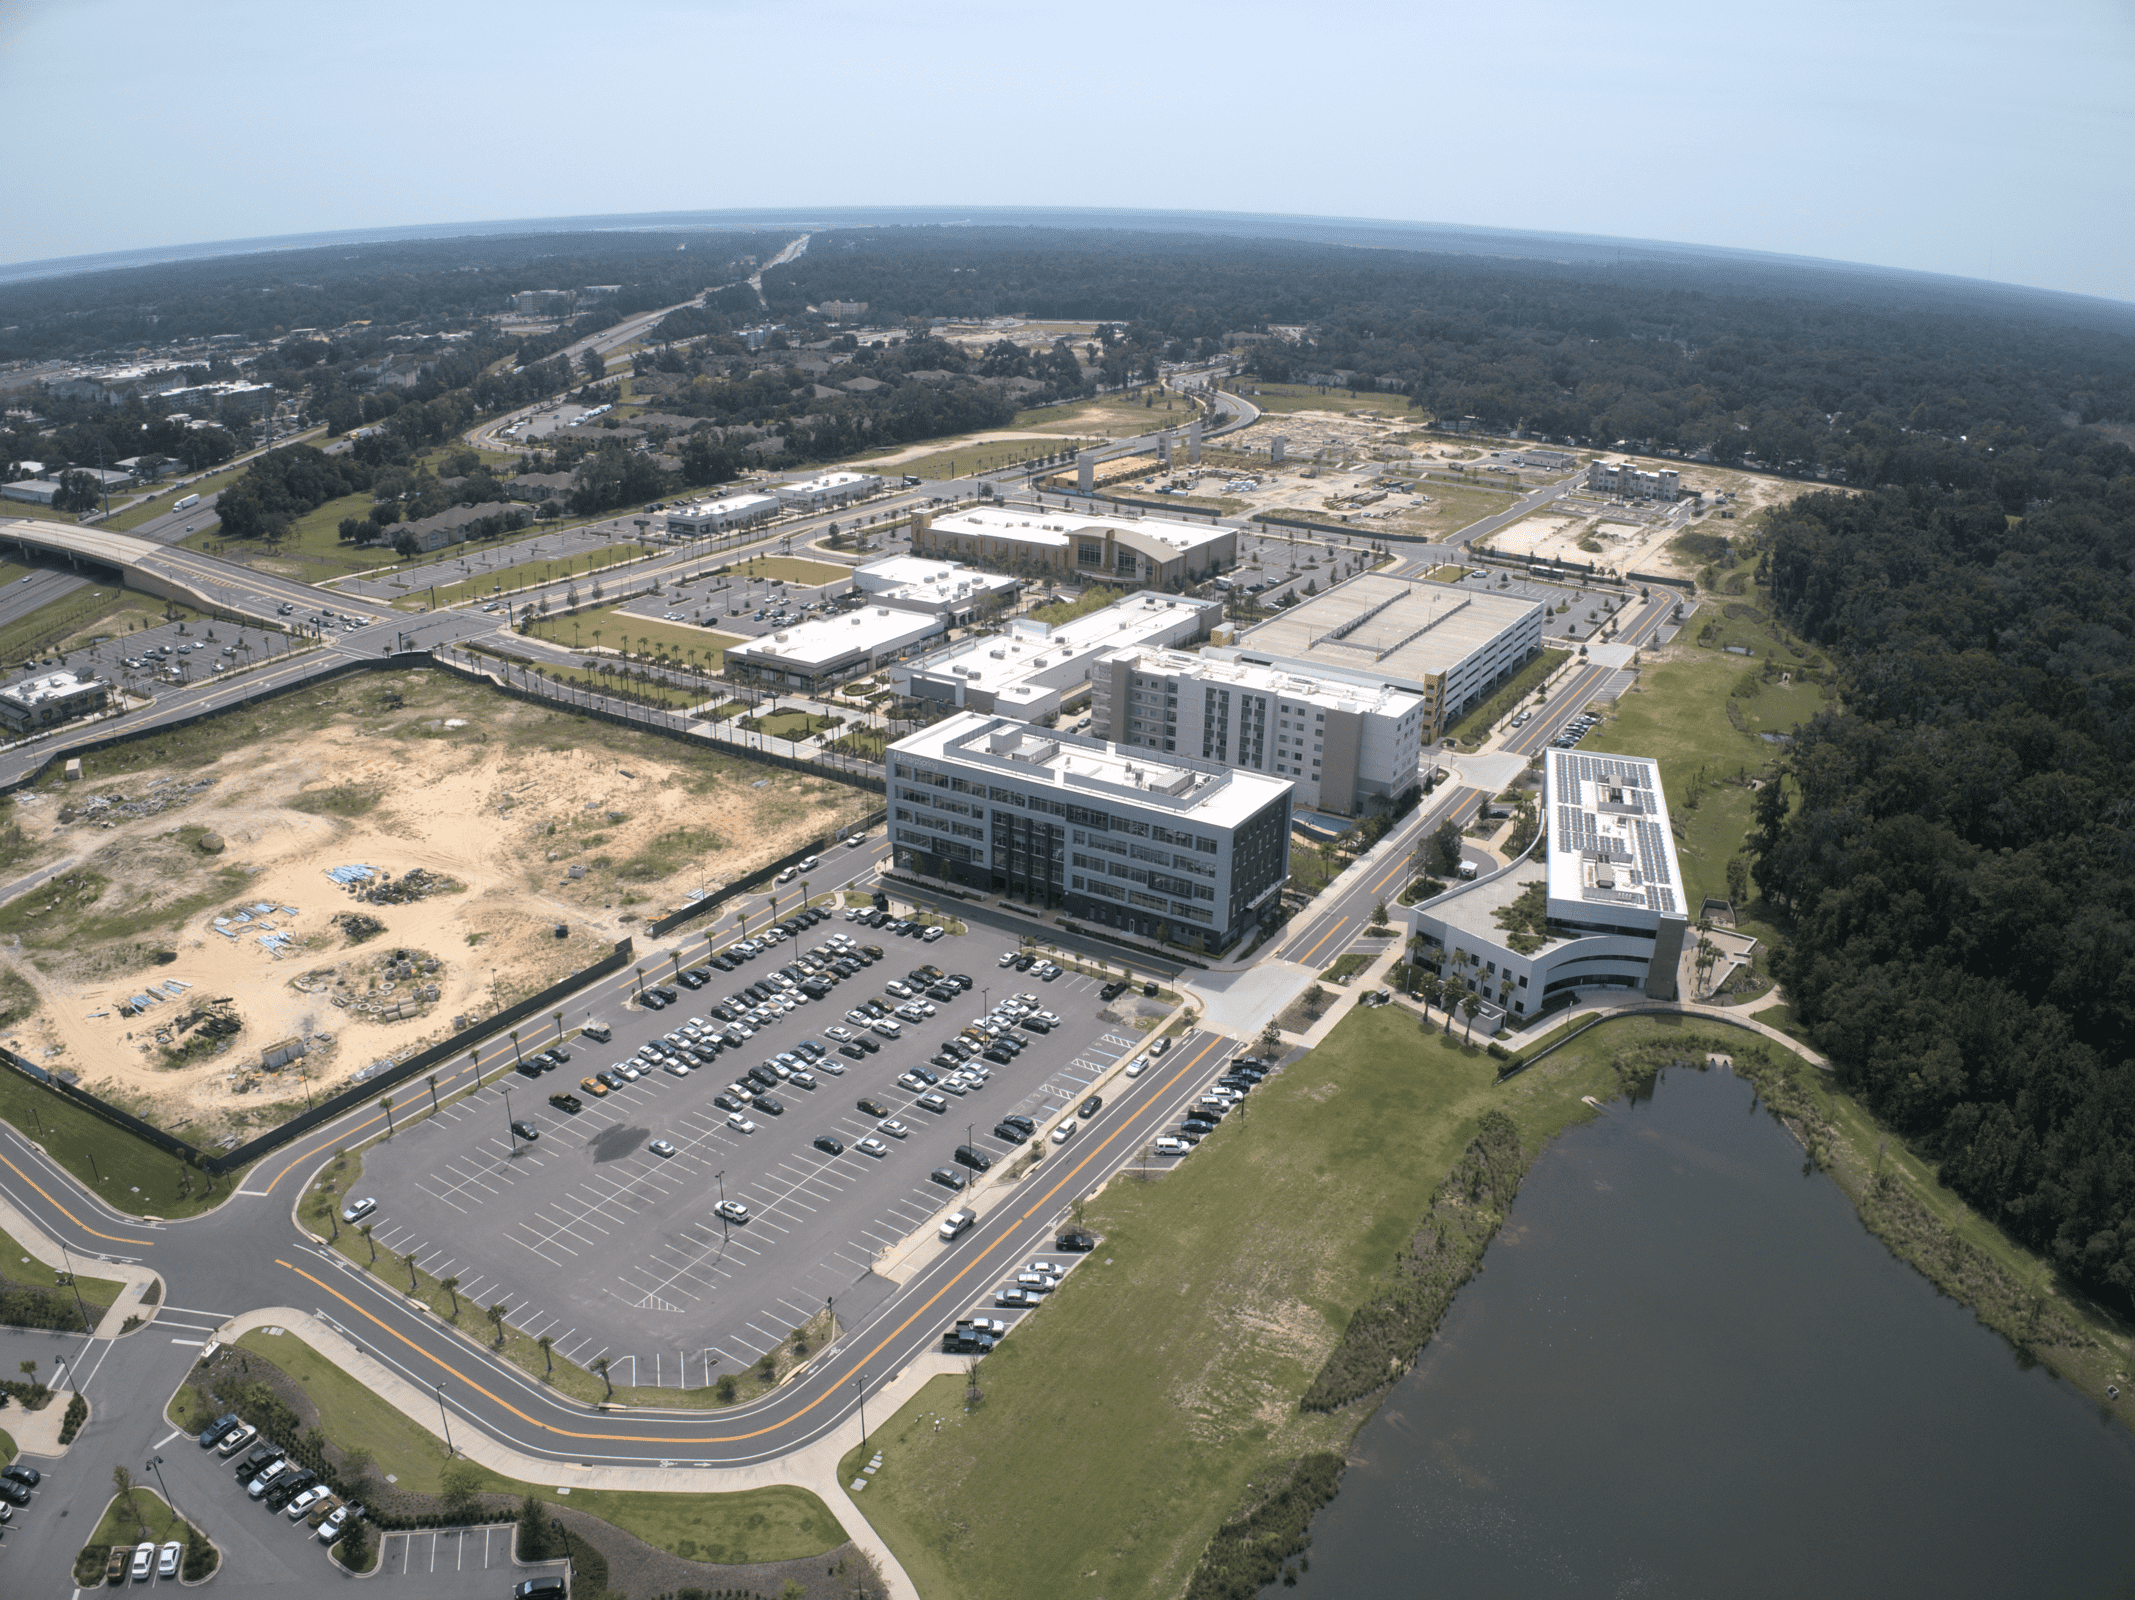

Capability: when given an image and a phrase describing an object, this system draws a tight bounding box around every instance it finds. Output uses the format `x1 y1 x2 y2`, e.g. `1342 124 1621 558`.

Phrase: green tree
538 1335 554 1376
438 1457 482 1513
487 1301 509 1346
440 1275 461 1318
1461 990 1481 1043
1431 819 1463 876
580 348 607 384
516 1494 552 1560
595 1356 613 1400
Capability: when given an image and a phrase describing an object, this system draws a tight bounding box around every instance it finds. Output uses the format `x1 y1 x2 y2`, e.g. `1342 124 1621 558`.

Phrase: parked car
131 1543 157 1582
196 1412 241 1448
549 1091 583 1113
340 1196 376 1224
716 1200 751 1224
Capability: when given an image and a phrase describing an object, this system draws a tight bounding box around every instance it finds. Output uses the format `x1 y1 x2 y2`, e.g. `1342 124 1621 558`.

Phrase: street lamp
144 1452 180 1522
503 1084 517 1151
435 1382 455 1457
855 1370 868 1446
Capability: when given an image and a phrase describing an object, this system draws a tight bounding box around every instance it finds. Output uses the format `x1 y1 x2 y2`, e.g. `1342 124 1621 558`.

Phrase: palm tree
552 1009 565 1043
633 964 646 994
440 1275 461 1318
538 1335 554 1376
379 1094 395 1136
425 1073 440 1114
595 1356 613 1401
799 877 811 911
509 1028 523 1065
402 1251 420 1293
1461 992 1481 1043
360 1223 376 1264
487 1302 509 1347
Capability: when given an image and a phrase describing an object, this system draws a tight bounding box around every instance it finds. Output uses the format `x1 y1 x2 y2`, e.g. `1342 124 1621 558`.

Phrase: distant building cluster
1585 460 1680 500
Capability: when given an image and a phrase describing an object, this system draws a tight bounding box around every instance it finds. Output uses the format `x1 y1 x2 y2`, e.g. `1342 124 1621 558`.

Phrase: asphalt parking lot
354 924 1146 1384
378 1523 568 1597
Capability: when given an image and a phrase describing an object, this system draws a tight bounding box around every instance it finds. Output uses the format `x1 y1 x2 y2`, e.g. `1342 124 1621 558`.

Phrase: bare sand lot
0 670 870 1141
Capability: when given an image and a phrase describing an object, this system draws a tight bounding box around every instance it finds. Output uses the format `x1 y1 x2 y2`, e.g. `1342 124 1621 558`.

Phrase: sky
8 0 2134 301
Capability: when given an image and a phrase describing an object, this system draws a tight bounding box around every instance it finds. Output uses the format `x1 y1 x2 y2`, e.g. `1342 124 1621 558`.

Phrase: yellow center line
277 1035 1229 1446
1294 917 1350 967
0 1149 157 1247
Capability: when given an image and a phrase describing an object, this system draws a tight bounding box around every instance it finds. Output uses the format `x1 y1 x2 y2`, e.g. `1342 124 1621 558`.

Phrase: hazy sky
9 0 2133 300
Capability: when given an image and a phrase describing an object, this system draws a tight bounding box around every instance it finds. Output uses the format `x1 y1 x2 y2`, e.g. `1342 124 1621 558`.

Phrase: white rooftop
0 669 106 708
903 592 1216 693
930 506 1232 554
1130 649 1426 718
727 605 937 670
1545 749 1683 919
895 710 1290 830
670 491 779 517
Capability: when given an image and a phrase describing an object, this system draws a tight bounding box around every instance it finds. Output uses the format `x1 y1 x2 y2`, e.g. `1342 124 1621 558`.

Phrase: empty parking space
351 925 1142 1382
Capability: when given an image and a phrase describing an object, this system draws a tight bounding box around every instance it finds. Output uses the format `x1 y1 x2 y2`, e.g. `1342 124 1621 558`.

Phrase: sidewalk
209 1306 929 1599
0 1189 165 1341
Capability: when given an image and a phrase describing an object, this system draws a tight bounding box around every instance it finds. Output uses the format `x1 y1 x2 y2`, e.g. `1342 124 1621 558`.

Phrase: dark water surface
1283 1066 2135 1599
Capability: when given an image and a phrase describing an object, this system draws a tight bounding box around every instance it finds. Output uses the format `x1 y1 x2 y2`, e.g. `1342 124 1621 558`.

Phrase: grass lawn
0 1064 249 1220
1377 481 1521 541
1289 841 1344 889
827 728 887 760
0 1221 126 1315
741 709 838 740
526 605 742 671
89 1487 195 1548
0 1426 13 1463
838 1008 1665 1600
724 554 852 588
491 662 704 710
400 543 645 609
888 440 1075 481
1598 649 1829 911
1242 384 1409 417
1444 646 1571 746
0 581 199 666
1028 585 1128 626
224 1329 843 1561
1012 391 1194 438
1319 951 1371 984
182 486 389 579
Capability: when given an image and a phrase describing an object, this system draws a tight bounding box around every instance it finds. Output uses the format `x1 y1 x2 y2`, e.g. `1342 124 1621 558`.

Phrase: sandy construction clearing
0 669 870 1140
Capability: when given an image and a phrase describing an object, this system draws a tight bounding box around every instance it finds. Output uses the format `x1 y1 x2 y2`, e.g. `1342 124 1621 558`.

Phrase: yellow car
580 1075 610 1098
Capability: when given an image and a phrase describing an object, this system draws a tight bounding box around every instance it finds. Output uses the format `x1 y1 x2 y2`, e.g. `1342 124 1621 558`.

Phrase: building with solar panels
1407 748 1688 1027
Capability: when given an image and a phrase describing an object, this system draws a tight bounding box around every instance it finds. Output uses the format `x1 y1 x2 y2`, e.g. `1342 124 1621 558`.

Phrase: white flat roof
894 710 1289 830
781 471 879 493
854 555 1017 603
1545 749 1683 919
1233 574 1541 683
930 506 1231 554
670 492 779 517
1132 649 1425 718
0 669 105 707
908 593 1215 689
728 606 937 670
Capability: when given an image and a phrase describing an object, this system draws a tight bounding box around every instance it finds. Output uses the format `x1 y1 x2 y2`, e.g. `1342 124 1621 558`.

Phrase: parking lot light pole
435 1383 455 1457
145 1452 179 1522
503 1085 517 1152
855 1371 867 1446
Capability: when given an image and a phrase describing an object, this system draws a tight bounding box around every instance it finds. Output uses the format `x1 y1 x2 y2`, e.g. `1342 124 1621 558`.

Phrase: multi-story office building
1090 649 1426 816
913 506 1235 588
1585 460 1681 500
887 711 1293 953
893 592 1218 722
1408 748 1688 1027
1218 573 1544 742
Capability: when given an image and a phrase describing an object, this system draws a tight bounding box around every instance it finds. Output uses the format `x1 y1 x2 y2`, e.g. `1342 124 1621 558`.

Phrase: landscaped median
72 1487 217 1586
830 1009 1814 1600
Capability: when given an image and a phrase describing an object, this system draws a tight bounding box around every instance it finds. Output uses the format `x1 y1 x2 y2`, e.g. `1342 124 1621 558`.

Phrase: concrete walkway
0 1189 166 1340
209 1307 930 1600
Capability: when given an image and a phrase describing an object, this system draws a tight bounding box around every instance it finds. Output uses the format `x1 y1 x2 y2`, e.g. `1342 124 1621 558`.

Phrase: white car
157 1540 183 1577
1154 1136 1188 1154
286 1485 332 1520
664 1059 691 1078
1125 1058 1148 1078
726 1112 757 1134
131 1543 156 1581
824 1025 857 1042
998 951 1017 967
316 1505 355 1543
922 926 944 942
856 1136 889 1158
340 1196 376 1224
878 1118 910 1139
716 1200 750 1223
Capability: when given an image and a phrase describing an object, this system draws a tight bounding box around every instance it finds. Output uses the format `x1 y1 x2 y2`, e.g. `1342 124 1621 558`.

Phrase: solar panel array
1634 819 1671 884
1646 885 1678 914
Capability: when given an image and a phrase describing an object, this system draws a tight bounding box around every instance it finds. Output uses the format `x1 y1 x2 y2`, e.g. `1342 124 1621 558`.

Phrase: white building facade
773 471 882 511
1585 460 1681 500
1408 748 1689 1027
1091 650 1427 817
664 492 782 538
888 712 1293 953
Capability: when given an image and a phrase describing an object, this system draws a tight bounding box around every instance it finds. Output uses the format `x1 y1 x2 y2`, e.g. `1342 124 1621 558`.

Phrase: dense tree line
215 444 369 541
765 228 2135 476
0 230 793 362
1754 427 2135 1310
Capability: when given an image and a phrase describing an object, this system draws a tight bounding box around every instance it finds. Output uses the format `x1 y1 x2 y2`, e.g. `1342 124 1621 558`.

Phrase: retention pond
1281 1063 2135 1598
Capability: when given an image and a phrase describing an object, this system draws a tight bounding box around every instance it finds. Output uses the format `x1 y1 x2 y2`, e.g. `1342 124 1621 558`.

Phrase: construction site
0 668 872 1146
